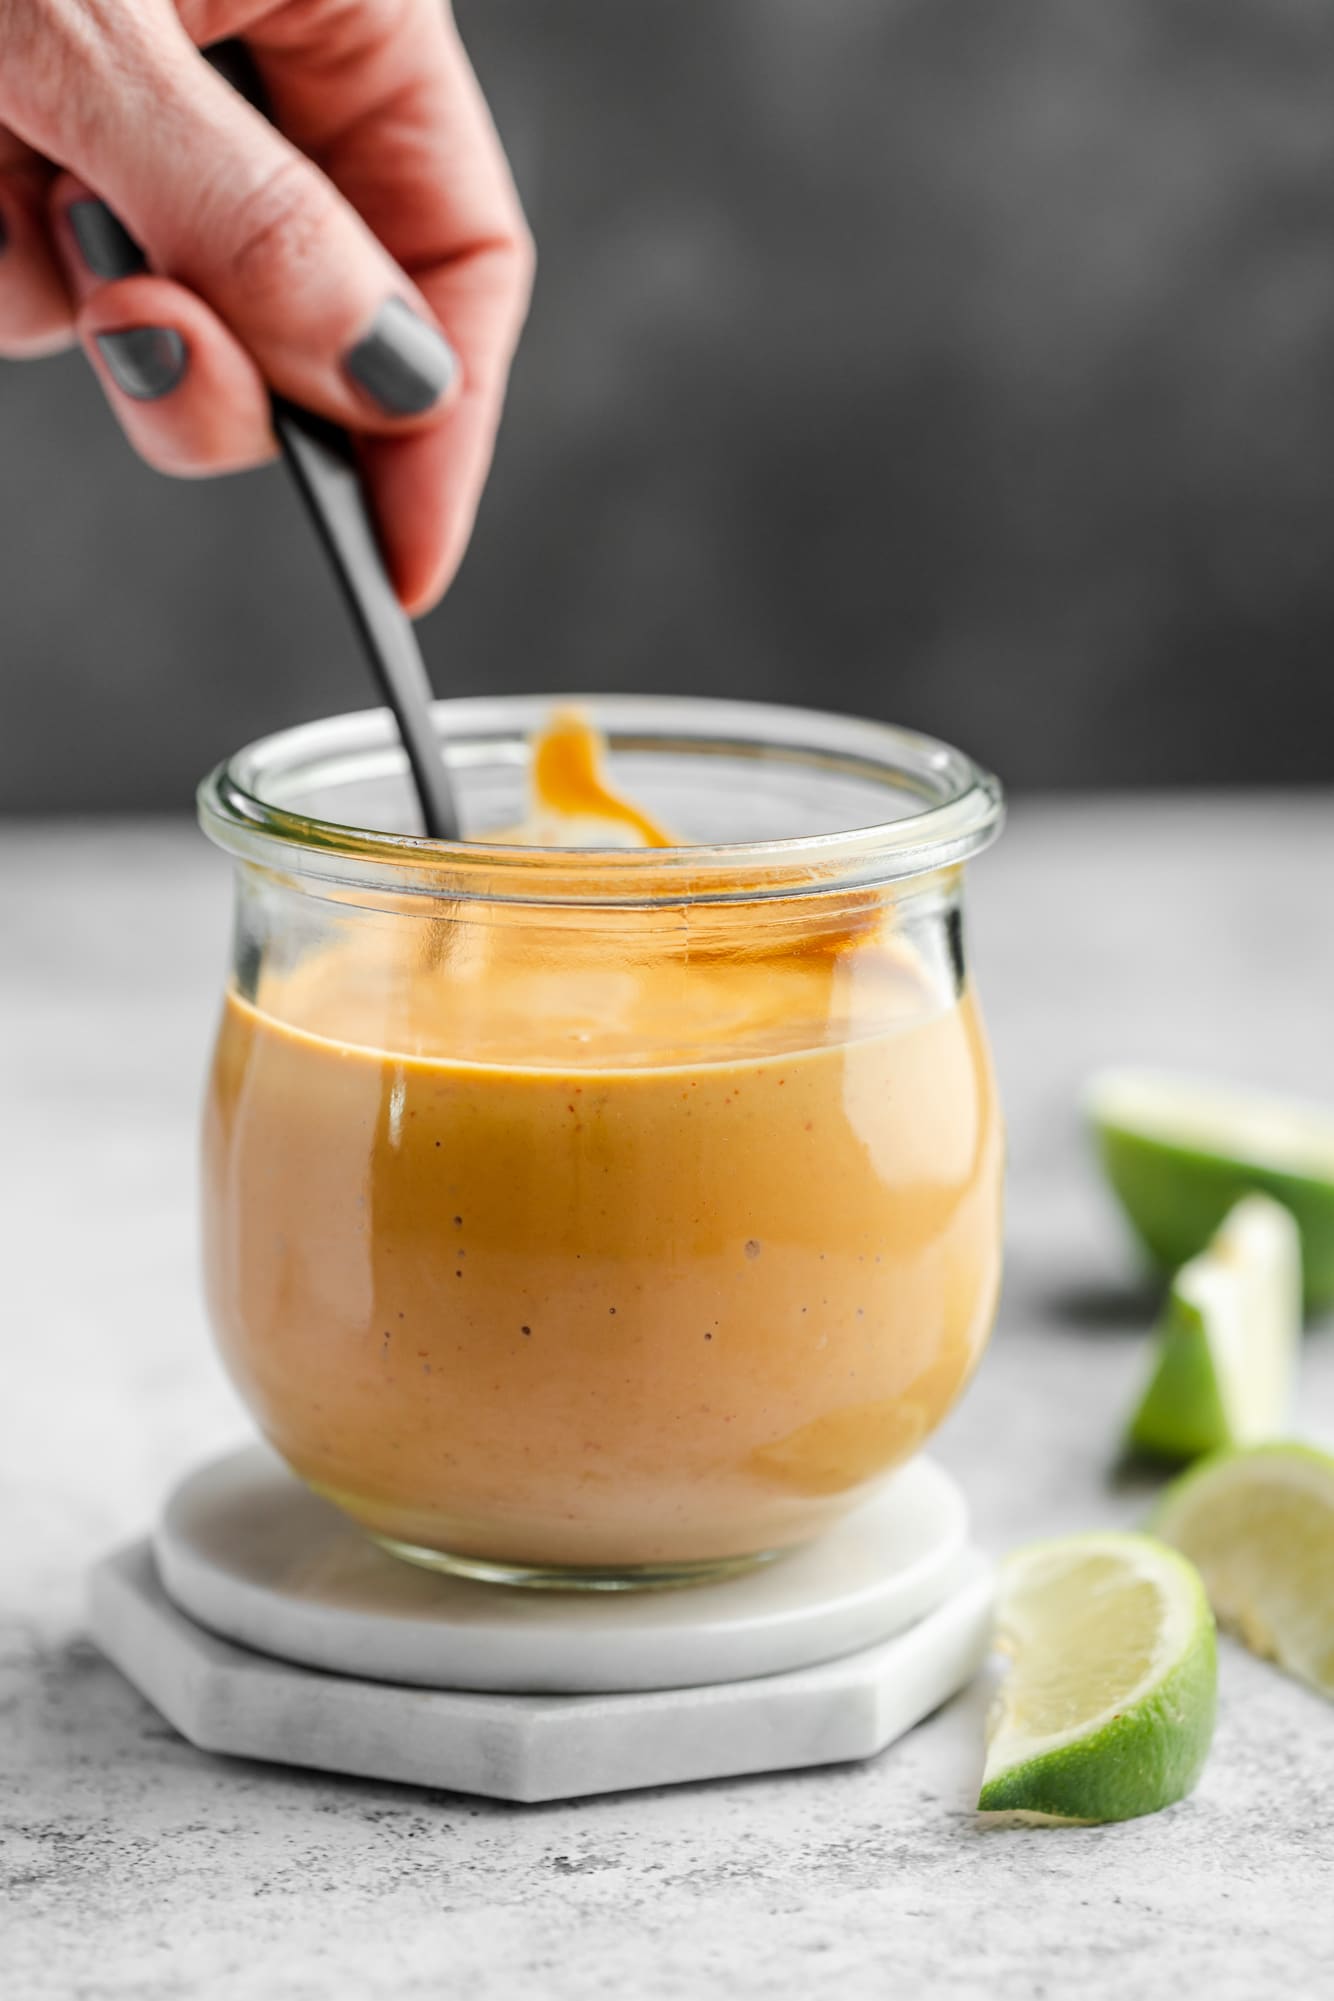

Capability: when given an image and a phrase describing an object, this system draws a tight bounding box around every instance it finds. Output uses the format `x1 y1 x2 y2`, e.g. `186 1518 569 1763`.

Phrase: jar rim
198 694 1004 905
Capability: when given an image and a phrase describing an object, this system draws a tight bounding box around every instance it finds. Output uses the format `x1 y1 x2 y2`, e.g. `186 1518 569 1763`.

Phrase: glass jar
198 695 1004 1588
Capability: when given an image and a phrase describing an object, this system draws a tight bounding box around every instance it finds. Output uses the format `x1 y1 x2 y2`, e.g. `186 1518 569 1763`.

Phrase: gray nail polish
68 199 147 280
344 298 457 416
95 327 187 401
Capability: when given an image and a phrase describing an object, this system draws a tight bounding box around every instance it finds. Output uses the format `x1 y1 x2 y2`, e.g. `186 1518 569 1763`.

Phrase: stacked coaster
89 1447 993 1802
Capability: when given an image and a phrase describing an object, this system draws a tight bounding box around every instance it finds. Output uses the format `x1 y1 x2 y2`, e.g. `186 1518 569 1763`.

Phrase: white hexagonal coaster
90 1541 993 1803
151 1446 976 1694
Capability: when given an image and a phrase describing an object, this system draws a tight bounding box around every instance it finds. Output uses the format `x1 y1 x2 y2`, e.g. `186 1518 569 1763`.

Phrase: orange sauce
201 715 1003 1574
528 710 675 846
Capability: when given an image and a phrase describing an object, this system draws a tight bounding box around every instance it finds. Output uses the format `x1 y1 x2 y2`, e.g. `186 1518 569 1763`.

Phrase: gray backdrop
4 0 1334 812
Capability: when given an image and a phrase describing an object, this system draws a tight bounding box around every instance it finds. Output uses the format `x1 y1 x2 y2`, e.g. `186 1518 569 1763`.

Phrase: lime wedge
1087 1069 1334 1309
1155 1443 1334 1699
1127 1194 1301 1463
979 1533 1217 1823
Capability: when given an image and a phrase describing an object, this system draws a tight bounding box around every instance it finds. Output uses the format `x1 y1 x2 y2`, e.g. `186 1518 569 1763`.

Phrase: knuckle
131 428 266 480
111 408 194 475
217 156 337 308
468 223 536 370
510 220 537 307
0 265 77 354
135 438 192 477
0 328 76 359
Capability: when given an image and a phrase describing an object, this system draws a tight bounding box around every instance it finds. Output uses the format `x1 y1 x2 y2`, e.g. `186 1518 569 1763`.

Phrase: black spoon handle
274 398 460 841
204 39 459 841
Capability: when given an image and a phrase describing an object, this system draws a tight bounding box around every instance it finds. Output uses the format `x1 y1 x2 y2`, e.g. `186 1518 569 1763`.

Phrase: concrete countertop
4 798 1333 1998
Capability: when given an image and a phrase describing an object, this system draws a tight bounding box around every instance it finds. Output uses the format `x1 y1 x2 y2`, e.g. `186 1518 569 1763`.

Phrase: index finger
0 128 74 356
222 0 533 608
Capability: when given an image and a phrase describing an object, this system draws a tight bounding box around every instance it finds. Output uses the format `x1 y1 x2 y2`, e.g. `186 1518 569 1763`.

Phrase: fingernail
343 298 457 416
68 199 147 280
95 327 187 401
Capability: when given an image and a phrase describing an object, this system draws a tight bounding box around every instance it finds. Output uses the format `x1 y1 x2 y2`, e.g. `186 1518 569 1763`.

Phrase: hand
0 0 533 612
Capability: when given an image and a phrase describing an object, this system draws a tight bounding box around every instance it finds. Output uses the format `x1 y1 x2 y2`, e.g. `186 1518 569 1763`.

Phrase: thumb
27 17 458 432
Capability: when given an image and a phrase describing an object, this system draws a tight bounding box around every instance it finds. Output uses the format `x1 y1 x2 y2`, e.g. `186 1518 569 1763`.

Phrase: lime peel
979 1531 1217 1824
1088 1069 1334 1309
1128 1194 1300 1463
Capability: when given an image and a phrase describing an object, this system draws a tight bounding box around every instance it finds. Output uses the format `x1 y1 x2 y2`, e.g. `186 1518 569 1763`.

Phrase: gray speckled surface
5 802 1334 1997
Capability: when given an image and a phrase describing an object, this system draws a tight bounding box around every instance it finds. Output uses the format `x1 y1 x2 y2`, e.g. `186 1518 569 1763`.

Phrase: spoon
206 41 460 841
273 398 461 841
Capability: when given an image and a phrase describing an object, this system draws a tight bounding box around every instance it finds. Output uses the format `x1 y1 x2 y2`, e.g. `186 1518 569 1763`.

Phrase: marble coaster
154 1446 973 1694
89 1541 994 1803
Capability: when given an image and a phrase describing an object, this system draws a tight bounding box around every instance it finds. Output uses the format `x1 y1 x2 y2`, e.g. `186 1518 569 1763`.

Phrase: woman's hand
0 0 533 611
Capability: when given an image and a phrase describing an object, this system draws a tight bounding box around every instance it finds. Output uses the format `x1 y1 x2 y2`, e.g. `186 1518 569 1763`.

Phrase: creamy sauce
200 713 1003 1572
527 709 675 846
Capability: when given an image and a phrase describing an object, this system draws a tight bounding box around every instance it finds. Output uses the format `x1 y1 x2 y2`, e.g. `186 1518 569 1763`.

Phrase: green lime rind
1127 1291 1232 1464
978 1539 1217 1824
1153 1442 1334 1700
1094 1121 1334 1312
1125 1194 1299 1464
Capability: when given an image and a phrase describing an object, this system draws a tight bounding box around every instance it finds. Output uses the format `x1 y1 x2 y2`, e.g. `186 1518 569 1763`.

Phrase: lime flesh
1155 1443 1334 1700
979 1532 1217 1823
1088 1070 1334 1309
1128 1194 1301 1463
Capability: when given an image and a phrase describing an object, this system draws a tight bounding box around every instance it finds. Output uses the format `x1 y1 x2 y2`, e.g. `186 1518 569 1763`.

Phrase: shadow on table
1036 1276 1162 1338
1104 1451 1175 1506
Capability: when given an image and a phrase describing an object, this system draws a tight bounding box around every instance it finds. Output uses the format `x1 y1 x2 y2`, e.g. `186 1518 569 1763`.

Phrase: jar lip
198 694 1004 904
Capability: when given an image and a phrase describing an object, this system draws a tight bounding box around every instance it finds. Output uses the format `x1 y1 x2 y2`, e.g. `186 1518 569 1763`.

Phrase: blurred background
4 0 1334 812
